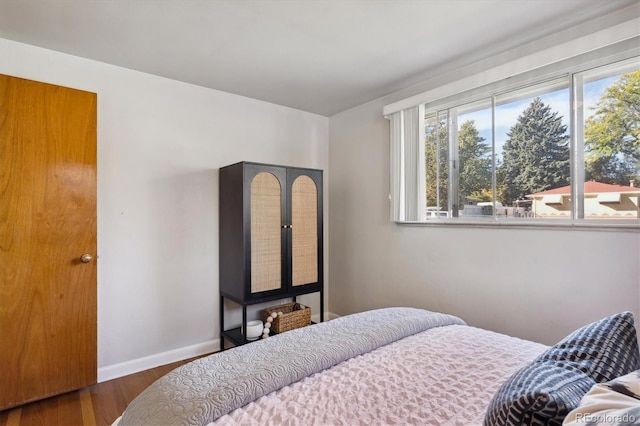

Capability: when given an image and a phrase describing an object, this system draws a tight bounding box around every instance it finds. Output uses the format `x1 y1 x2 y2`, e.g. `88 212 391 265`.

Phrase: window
577 62 640 221
390 54 639 226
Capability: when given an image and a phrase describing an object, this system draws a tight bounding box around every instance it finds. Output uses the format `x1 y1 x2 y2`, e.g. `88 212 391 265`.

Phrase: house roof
529 181 640 197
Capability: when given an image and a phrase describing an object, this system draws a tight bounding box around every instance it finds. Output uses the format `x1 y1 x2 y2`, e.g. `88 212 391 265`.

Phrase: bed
115 307 640 426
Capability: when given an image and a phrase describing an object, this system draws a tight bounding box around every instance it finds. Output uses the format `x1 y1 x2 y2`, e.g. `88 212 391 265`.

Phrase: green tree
425 119 492 212
584 70 640 186
458 120 492 206
500 97 570 204
424 119 448 210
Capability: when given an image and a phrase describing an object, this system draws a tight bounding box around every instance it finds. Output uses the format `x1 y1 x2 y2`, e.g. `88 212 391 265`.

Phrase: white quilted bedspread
215 325 547 426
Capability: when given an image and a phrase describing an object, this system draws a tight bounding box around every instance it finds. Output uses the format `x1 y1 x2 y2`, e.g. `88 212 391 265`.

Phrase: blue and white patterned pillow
484 312 640 426
537 312 640 384
486 363 596 425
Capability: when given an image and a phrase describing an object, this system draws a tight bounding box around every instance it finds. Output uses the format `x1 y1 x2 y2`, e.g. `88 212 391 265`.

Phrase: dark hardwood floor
0 355 209 426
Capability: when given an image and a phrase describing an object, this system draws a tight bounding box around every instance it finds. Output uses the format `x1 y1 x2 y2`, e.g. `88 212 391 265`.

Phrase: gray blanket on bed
119 307 465 426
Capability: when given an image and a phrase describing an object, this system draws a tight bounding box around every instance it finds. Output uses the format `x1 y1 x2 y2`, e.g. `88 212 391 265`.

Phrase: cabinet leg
242 305 247 343
220 295 225 351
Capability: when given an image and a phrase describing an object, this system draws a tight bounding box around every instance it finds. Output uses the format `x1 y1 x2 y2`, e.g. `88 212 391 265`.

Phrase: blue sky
458 76 617 159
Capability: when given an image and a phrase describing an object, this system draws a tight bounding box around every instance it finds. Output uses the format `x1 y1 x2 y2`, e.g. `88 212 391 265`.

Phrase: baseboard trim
97 339 220 383
98 315 340 382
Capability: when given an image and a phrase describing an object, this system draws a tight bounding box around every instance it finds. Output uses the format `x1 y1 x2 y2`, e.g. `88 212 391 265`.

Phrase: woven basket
264 302 311 334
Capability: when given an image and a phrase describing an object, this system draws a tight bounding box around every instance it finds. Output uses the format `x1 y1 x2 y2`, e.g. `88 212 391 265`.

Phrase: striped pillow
484 312 640 426
537 312 640 383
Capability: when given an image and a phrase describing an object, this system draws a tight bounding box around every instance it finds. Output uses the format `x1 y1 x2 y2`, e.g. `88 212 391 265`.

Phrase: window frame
387 39 640 230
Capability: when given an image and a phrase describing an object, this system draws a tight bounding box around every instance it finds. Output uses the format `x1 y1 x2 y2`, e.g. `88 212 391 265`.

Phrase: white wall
0 39 329 380
327 12 640 346
2 4 637 382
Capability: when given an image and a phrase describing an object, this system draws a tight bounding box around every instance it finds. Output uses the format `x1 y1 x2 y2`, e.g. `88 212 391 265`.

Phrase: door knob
80 254 93 263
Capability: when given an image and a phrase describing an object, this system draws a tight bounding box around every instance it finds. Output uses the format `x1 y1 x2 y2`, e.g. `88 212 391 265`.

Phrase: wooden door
0 75 97 410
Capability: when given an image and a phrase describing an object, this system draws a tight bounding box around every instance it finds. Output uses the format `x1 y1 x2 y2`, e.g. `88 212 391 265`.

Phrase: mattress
215 324 547 425
116 308 547 425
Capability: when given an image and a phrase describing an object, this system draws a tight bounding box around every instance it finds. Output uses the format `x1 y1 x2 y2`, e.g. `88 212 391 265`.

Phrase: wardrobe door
246 165 287 299
0 75 97 409
288 168 323 291
250 172 282 294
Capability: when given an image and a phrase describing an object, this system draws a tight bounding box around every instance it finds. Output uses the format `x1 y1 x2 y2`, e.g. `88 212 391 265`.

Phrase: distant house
528 181 640 219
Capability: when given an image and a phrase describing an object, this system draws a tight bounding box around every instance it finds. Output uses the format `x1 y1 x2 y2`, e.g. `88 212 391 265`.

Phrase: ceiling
0 0 638 116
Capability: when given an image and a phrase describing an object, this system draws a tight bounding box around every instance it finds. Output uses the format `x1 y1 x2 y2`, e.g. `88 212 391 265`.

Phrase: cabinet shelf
221 326 269 346
220 311 318 348
221 327 244 346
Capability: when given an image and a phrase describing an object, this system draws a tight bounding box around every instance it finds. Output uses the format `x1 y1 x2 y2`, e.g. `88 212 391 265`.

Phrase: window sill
394 218 640 232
